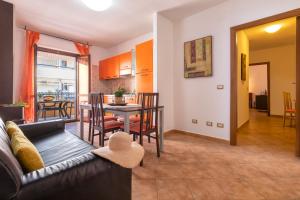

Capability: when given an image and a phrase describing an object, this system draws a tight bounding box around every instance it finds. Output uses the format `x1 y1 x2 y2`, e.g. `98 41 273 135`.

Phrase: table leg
159 109 164 152
80 108 84 139
124 113 130 133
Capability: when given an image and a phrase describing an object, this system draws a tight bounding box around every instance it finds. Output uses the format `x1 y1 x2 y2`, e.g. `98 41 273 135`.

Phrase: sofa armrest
17 153 131 200
18 120 65 140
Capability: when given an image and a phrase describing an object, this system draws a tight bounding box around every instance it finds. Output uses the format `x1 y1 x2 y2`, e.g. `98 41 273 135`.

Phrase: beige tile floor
66 111 300 200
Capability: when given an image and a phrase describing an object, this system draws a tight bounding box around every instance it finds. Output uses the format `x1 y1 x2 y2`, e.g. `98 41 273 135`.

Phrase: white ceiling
5 0 226 47
245 17 296 51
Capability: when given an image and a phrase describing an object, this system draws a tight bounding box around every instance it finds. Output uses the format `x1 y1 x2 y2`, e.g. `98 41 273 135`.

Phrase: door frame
76 54 91 121
230 8 300 156
249 62 271 116
34 46 79 122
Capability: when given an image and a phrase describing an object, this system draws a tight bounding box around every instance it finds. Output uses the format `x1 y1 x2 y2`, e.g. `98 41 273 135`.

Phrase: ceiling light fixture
264 24 282 33
81 0 112 11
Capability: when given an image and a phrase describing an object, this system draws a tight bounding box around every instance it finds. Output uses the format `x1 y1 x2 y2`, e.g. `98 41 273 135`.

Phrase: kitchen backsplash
91 65 135 94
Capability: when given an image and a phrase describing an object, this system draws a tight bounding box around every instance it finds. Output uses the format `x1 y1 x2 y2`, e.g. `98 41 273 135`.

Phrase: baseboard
165 129 229 144
237 120 249 131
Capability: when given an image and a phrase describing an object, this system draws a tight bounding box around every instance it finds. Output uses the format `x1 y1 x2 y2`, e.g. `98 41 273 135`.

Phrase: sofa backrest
0 118 23 199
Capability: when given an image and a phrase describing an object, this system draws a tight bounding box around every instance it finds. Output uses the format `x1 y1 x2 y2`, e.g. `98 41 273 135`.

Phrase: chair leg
133 134 136 141
99 132 102 147
88 121 92 141
283 112 286 127
155 130 160 158
148 135 151 143
290 113 293 127
91 128 95 145
139 132 144 166
101 132 105 147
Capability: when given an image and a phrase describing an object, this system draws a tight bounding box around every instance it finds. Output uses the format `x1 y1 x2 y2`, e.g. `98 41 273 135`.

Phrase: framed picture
184 36 212 78
241 53 246 81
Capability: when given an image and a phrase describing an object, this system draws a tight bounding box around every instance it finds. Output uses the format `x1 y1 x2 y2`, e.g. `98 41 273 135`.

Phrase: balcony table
79 103 165 151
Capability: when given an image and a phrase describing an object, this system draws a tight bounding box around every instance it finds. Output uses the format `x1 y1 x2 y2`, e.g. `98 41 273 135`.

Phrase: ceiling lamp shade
81 0 112 11
264 24 282 33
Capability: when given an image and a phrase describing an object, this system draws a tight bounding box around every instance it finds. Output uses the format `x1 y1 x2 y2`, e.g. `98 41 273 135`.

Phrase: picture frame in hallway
184 36 212 78
241 53 247 81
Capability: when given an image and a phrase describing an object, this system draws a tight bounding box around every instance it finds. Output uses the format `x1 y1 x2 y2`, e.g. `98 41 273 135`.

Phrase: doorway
34 46 90 122
230 9 300 156
249 62 270 116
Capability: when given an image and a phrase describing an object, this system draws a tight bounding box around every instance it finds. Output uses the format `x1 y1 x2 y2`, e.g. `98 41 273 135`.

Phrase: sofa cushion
11 133 45 172
31 130 94 166
0 118 23 199
6 121 24 138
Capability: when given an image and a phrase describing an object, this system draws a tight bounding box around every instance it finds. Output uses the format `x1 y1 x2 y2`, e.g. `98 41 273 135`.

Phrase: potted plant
114 87 126 104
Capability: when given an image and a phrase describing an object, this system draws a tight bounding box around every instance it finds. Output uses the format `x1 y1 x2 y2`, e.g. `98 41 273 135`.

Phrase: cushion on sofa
31 130 94 166
6 121 24 138
11 132 44 172
0 118 23 199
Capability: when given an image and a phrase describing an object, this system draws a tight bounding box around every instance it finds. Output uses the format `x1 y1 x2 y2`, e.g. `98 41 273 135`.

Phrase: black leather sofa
0 119 131 200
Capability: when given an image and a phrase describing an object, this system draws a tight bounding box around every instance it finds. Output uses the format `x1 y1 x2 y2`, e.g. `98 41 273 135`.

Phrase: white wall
249 64 268 96
153 13 174 131
237 31 249 128
107 32 153 57
250 44 296 116
157 0 300 140
13 28 110 102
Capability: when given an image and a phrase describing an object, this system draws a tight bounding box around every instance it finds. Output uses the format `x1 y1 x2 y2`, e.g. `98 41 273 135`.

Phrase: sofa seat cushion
31 131 94 166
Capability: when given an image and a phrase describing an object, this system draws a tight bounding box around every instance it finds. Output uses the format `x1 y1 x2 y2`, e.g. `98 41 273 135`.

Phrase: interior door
77 55 91 119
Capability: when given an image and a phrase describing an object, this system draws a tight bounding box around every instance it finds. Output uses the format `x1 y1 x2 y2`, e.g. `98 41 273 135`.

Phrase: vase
115 96 124 104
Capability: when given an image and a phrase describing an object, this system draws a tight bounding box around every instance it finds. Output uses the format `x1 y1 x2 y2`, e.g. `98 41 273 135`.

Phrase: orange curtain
74 42 89 55
20 31 40 122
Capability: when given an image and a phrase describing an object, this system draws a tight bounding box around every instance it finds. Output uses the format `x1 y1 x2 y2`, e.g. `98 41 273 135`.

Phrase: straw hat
92 132 144 168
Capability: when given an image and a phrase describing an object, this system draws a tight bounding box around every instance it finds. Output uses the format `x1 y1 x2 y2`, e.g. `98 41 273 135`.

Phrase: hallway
237 110 296 155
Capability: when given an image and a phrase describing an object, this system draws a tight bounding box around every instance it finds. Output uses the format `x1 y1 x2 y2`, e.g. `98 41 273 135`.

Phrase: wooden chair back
90 93 105 131
283 92 293 111
136 92 143 105
139 93 159 133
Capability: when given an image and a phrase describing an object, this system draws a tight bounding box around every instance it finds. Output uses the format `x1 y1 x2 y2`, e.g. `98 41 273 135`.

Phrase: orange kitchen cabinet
110 56 120 79
136 40 153 74
99 56 120 80
136 72 153 93
119 52 132 75
99 59 108 80
103 95 109 103
119 52 131 70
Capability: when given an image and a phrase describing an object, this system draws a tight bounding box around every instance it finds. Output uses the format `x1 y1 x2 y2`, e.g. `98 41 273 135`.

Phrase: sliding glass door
35 48 77 121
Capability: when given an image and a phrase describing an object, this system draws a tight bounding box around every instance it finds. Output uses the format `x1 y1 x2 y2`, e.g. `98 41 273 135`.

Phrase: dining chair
62 101 74 119
90 93 123 146
118 93 143 124
39 101 64 120
128 93 160 165
86 94 119 142
283 91 296 127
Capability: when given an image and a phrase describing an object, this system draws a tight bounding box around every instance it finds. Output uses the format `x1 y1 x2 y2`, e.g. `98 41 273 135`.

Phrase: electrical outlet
206 121 213 127
217 85 224 89
217 123 224 128
192 119 198 124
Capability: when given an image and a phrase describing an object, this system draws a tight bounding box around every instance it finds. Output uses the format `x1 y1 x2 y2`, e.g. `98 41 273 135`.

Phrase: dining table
79 103 165 151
